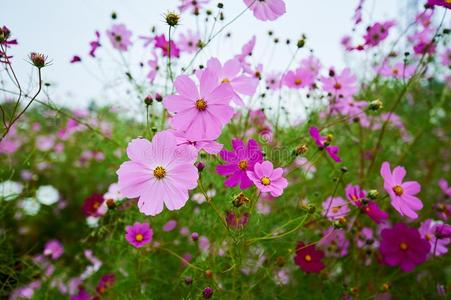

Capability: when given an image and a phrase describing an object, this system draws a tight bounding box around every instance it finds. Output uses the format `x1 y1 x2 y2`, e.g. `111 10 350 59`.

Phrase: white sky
2 0 420 108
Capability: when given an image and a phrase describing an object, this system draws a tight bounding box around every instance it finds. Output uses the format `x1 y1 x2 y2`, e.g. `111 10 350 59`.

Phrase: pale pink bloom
117 131 198 216
234 35 256 63
438 178 451 197
178 30 200 54
419 219 450 256
103 183 123 201
146 51 158 83
178 0 209 13
318 227 349 257
36 135 55 151
163 70 235 140
284 67 315 89
299 56 322 77
246 161 288 197
265 72 282 90
440 48 451 67
44 239 64 260
106 24 132 51
321 68 357 97
378 62 416 79
322 196 350 220
244 0 286 21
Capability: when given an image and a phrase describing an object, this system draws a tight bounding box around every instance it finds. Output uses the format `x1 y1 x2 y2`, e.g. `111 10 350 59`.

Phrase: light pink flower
378 62 416 79
106 24 132 51
247 161 288 197
322 196 350 220
117 131 198 216
244 0 286 21
178 30 200 54
284 67 315 89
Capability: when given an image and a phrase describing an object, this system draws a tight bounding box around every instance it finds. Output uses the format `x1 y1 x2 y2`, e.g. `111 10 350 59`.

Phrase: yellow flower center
392 68 399 75
334 83 342 90
195 98 207 111
392 185 403 196
153 166 166 179
425 233 432 241
135 233 144 242
238 160 248 170
399 242 408 251
294 78 302 85
332 207 340 213
221 78 230 83
304 254 312 262
261 176 271 186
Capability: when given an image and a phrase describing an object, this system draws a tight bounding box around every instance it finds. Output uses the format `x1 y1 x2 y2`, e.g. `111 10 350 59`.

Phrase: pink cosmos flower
89 31 101 57
309 127 341 162
380 161 423 219
71 288 90 300
178 0 209 13
244 0 286 21
163 70 234 140
172 129 223 154
96 273 115 294
44 239 64 260
146 51 158 83
331 97 367 117
318 228 349 257
125 222 153 248
419 219 450 256
117 131 198 216
154 34 180 58
106 24 132 51
234 35 256 64
363 20 395 47
200 57 259 105
346 184 388 224
216 138 263 189
322 196 350 220
438 178 451 197
356 227 378 249
427 0 451 8
299 55 322 77
380 223 430 272
294 242 326 273
82 193 106 217
265 72 282 90
284 67 315 89
247 161 288 197
378 62 416 79
321 68 357 97
178 30 200 54
226 211 250 228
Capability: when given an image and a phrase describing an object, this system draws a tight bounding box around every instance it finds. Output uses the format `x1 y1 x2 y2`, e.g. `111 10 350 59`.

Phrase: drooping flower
345 184 388 223
70 55 81 63
163 70 234 140
106 24 132 51
363 20 395 47
89 31 101 57
284 67 315 89
322 196 350 220
154 34 180 58
216 138 263 189
247 161 288 197
125 222 153 248
178 30 200 54
321 68 357 97
294 242 326 273
44 239 64 260
308 127 341 162
82 193 106 217
117 131 198 216
419 219 450 256
244 0 286 21
380 161 423 219
379 223 430 272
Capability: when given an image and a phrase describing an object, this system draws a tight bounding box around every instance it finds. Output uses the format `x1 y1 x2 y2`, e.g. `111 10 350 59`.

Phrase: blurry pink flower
380 223 430 272
36 135 55 151
419 219 450 256
265 72 282 90
125 222 153 248
247 161 288 197
163 219 177 232
363 20 395 47
321 68 357 97
89 31 101 57
154 34 180 58
172 129 223 154
82 193 106 217
244 0 286 21
106 24 132 51
146 51 158 83
44 239 64 260
163 70 234 140
380 161 423 219
117 131 198 216
356 227 377 249
199 236 210 253
346 184 388 223
378 62 416 79
178 30 200 54
234 35 256 63
284 67 315 89
331 97 367 116
322 196 350 220
178 0 209 13
438 178 451 197
96 273 115 294
318 227 349 257
226 211 250 228
440 49 451 67
294 242 326 273
309 127 341 162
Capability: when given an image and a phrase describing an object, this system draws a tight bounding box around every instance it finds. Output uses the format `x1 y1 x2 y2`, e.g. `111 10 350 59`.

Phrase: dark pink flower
363 20 395 47
43 239 64 260
244 0 286 21
106 24 132 51
427 0 451 8
70 55 81 63
154 34 180 58
294 242 326 273
346 184 388 223
247 161 288 197
226 211 250 228
89 31 101 57
125 222 153 248
216 138 263 189
380 161 423 219
96 273 115 294
82 193 106 217
380 223 430 272
308 127 341 162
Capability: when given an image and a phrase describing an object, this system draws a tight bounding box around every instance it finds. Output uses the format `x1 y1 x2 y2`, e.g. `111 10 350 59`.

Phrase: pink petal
174 75 199 99
392 166 406 185
126 138 153 163
163 95 193 113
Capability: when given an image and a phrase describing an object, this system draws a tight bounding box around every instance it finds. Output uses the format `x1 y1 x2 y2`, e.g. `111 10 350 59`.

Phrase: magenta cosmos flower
309 127 341 162
216 139 263 189
244 0 286 21
154 34 180 58
284 67 315 89
346 184 388 224
106 24 132 51
363 20 395 47
294 242 326 273
419 219 450 256
247 161 288 197
427 0 451 8
380 161 423 219
163 70 235 141
125 222 153 248
380 223 430 272
117 131 198 216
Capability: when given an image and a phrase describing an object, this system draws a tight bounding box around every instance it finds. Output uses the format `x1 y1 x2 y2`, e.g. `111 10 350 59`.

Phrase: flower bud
202 287 213 299
144 95 153 106
165 12 180 27
204 269 213 279
368 99 383 111
367 190 379 200
196 162 205 172
155 93 163 102
184 276 193 285
29 52 48 69
191 232 199 241
106 199 116 210
293 144 308 156
232 193 249 207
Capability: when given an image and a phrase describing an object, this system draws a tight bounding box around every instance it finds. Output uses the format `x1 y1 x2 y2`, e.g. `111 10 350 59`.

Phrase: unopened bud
202 287 213 299
368 99 383 111
106 199 116 209
165 12 180 27
367 190 379 200
232 193 249 207
155 93 163 102
30 52 48 69
144 95 153 106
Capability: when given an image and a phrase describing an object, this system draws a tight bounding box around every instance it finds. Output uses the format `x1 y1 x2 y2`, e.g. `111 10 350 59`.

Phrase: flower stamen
195 98 208 111
261 176 271 186
153 166 166 179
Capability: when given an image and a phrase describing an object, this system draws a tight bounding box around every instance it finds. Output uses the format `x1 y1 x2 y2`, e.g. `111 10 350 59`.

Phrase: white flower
36 185 59 205
103 183 123 201
86 216 99 228
20 197 41 216
0 180 23 201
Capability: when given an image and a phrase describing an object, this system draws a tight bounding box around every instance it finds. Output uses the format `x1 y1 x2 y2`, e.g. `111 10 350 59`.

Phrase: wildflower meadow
1 0 450 299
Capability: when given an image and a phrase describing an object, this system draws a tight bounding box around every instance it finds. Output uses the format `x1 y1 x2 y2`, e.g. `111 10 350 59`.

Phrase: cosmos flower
163 70 235 140
247 161 288 197
363 20 395 47
146 51 158 83
89 31 101 57
265 72 282 90
294 242 326 273
438 178 451 197
36 185 59 206
426 0 451 9
172 129 223 154
234 35 256 64
321 68 357 97
125 222 153 248
178 0 210 13
44 239 64 260
419 219 450 256
378 62 416 79
284 67 315 89
380 223 430 272
154 34 180 58
96 273 115 294
117 131 198 216
380 161 423 219
106 24 132 51
244 0 286 21
82 193 106 217
216 138 263 189
318 227 349 257
178 30 200 54
346 184 388 224
309 127 341 162
322 196 350 220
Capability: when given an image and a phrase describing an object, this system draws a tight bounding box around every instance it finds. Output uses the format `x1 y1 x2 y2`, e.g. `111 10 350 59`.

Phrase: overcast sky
2 0 421 108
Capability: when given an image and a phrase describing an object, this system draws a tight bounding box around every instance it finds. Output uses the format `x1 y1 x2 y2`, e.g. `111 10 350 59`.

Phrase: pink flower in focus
106 24 132 51
163 70 234 140
247 161 288 197
216 139 263 189
125 222 153 248
419 219 450 256
154 34 180 58
322 196 350 220
380 161 423 219
309 127 341 162
178 30 200 54
44 239 64 260
284 67 315 89
244 0 286 21
380 223 430 272
117 131 198 216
